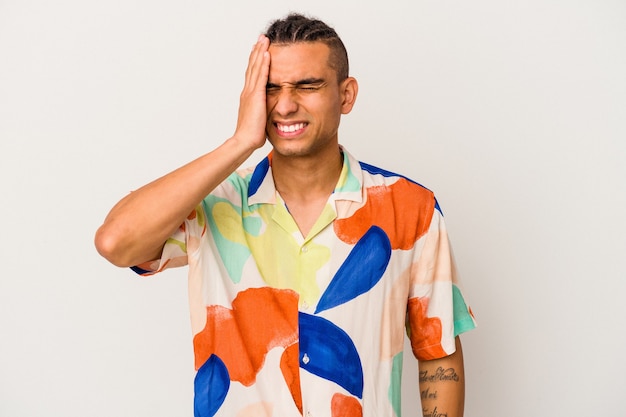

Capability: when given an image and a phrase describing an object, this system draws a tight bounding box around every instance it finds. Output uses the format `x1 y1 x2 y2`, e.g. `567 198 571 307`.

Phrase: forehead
268 42 334 83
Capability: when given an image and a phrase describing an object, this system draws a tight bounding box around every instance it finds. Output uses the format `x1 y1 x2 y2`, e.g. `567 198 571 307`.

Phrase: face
265 42 357 159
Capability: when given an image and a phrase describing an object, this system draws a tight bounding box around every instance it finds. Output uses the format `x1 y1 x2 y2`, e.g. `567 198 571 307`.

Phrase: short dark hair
264 13 349 82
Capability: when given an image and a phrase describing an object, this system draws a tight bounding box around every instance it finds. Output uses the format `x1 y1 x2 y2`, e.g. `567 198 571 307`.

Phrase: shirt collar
247 146 364 205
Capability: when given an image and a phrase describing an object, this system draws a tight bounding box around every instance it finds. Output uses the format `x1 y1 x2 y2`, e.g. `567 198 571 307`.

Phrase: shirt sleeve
406 204 476 361
130 205 207 276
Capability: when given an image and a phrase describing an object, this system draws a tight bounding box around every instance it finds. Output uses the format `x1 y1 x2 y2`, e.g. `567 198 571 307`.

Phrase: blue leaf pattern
299 312 364 398
194 354 230 417
315 226 391 314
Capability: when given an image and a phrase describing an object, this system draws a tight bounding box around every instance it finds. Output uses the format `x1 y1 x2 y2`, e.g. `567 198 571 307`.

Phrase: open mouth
276 122 307 134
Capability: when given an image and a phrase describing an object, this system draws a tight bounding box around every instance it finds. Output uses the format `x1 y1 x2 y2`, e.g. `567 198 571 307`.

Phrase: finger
244 38 261 84
244 36 269 89
245 36 264 83
252 49 270 91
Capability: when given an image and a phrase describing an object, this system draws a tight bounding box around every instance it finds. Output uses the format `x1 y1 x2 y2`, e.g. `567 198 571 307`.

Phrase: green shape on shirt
389 352 403 417
203 195 261 284
335 152 361 193
453 284 476 336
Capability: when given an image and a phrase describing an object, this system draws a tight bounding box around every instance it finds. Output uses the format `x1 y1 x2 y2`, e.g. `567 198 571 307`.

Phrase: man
95 13 476 417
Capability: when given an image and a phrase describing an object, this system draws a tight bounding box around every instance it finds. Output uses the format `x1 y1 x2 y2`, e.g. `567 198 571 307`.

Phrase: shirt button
302 353 310 364
302 301 309 310
301 246 308 253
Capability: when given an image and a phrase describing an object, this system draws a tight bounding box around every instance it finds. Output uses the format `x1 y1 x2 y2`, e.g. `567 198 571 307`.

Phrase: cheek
323 101 343 121
312 95 341 114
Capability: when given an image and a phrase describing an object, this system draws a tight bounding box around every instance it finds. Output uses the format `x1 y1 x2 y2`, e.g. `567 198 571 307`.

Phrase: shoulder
203 157 273 211
336 159 439 249
342 148 435 199
358 160 435 202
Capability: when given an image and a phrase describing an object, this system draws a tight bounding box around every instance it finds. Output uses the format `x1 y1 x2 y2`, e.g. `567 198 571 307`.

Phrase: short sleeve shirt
133 148 476 417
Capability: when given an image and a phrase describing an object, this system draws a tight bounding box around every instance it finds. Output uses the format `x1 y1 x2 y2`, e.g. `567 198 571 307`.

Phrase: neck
271 147 343 201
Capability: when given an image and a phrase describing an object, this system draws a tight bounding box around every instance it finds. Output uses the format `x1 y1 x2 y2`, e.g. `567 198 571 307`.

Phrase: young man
95 13 476 417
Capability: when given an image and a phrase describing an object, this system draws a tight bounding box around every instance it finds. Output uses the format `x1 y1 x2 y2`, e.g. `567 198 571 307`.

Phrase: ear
340 77 358 114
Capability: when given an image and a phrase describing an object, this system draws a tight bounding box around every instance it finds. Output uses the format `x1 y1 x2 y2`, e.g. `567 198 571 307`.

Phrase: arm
94 36 271 267
418 336 465 417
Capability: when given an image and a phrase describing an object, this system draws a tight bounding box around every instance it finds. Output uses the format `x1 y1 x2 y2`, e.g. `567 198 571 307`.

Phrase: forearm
94 136 257 267
418 337 465 417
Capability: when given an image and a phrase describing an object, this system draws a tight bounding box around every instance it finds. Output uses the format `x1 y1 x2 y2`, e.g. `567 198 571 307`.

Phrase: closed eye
266 79 327 94
297 85 322 91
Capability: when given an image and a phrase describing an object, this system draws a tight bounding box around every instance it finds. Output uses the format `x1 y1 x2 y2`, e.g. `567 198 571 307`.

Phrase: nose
269 87 299 117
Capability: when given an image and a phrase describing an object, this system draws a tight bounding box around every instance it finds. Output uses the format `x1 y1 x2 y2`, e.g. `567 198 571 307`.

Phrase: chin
273 147 309 158
268 138 308 156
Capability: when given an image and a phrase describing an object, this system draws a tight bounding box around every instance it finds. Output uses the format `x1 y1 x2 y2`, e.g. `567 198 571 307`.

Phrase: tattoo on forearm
422 406 448 417
420 387 438 400
419 367 460 383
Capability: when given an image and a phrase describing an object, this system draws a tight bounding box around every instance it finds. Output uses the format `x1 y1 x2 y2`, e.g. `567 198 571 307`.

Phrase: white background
1 0 625 416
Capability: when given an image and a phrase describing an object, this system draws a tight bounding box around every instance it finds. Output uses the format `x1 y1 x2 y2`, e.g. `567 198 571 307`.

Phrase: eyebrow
266 78 326 89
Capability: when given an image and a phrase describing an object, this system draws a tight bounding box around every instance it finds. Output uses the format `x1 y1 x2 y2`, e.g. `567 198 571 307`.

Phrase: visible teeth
278 123 304 132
